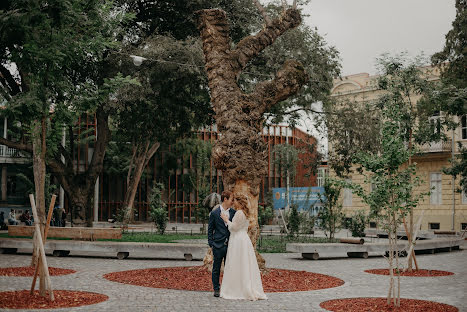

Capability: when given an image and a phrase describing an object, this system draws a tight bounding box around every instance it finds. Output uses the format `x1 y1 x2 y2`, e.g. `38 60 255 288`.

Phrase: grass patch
0 232 205 243
101 232 207 243
257 235 339 253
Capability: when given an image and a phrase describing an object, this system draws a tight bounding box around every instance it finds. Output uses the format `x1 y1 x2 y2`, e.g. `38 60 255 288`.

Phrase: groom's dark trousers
208 205 236 291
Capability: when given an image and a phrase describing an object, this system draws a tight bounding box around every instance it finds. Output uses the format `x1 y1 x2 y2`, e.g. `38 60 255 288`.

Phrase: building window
369 221 377 228
429 112 441 135
317 167 327 187
343 178 352 207
461 115 467 140
462 189 467 204
461 223 467 230
430 173 442 205
429 222 440 230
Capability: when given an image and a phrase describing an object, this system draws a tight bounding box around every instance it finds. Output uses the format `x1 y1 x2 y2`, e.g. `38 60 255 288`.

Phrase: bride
220 194 267 301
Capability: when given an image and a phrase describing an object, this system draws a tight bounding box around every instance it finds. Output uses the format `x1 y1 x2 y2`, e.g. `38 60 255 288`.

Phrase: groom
208 190 236 297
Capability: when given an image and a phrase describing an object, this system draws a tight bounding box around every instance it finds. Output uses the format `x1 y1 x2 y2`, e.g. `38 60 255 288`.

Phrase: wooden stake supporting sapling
29 194 54 301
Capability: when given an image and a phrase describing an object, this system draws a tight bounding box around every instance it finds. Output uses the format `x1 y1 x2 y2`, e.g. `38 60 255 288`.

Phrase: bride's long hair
234 194 251 218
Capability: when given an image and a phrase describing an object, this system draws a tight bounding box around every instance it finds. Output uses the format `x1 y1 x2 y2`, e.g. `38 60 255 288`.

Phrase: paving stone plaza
0 244 465 312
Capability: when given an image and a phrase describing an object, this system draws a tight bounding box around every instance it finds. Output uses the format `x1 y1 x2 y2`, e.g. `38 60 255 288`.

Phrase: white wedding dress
220 210 267 301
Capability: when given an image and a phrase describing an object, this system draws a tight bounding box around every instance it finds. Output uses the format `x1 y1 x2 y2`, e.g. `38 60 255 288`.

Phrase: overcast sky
302 0 456 76
290 0 456 153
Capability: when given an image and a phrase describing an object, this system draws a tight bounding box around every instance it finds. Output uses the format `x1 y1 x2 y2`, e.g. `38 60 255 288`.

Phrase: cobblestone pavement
0 249 465 312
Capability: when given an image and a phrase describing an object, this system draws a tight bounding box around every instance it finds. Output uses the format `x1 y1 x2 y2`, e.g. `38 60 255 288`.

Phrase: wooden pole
31 195 56 294
339 238 365 244
29 194 54 301
405 211 425 271
402 217 418 270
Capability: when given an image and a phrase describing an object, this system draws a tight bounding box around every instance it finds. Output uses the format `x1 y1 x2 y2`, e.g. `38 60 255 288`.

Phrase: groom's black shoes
214 290 220 297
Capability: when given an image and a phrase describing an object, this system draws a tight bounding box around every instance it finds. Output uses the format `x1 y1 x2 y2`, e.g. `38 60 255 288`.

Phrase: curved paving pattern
0 249 465 311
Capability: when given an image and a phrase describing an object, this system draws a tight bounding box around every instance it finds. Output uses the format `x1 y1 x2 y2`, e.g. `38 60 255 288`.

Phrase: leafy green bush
149 183 168 235
288 204 300 236
299 212 315 234
316 180 345 240
258 205 274 228
346 210 368 237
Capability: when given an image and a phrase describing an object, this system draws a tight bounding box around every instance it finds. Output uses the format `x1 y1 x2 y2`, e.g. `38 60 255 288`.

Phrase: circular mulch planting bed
365 269 454 277
0 267 76 277
0 290 108 309
103 266 344 292
320 297 458 312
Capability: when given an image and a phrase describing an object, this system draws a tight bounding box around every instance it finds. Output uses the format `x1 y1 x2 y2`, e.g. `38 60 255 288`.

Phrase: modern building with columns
329 68 467 232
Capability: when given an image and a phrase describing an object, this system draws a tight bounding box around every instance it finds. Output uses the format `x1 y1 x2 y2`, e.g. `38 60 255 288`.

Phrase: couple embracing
208 190 267 301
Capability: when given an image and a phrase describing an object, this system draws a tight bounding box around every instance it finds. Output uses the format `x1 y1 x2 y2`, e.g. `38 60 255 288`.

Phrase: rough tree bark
197 4 308 270
31 119 47 295
121 141 160 224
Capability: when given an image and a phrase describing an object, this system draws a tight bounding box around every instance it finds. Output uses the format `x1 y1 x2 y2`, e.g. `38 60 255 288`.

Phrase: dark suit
208 204 236 291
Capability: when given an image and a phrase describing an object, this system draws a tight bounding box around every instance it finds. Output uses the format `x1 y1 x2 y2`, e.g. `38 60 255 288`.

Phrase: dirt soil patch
0 266 76 276
365 269 454 277
320 297 458 312
0 290 108 309
103 266 344 292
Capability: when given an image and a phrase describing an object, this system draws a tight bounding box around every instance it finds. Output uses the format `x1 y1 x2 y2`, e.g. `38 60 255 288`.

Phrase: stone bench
0 238 208 260
287 238 463 260
8 225 122 240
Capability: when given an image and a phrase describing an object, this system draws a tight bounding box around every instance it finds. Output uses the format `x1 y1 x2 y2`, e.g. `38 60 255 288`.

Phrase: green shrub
316 180 345 240
299 212 315 234
288 204 300 236
258 205 274 228
346 210 368 237
149 183 168 235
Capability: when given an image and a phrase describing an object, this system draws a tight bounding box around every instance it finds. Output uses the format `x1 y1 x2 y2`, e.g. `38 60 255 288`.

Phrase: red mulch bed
320 297 458 312
365 269 454 277
0 267 76 277
0 290 108 309
103 266 344 292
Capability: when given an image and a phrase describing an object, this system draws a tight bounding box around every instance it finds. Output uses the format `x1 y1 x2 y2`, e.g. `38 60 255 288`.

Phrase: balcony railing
0 145 26 158
417 140 452 153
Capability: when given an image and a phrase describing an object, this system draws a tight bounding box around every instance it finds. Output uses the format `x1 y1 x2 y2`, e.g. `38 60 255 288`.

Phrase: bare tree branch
47 158 73 196
293 0 297 9
0 137 32 153
252 0 272 26
56 143 73 166
232 8 301 73
128 142 137 186
0 64 21 96
86 107 111 185
143 142 160 169
279 107 341 116
253 60 308 112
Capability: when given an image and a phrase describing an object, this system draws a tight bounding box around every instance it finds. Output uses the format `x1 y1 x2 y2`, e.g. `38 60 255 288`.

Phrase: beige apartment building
329 68 467 232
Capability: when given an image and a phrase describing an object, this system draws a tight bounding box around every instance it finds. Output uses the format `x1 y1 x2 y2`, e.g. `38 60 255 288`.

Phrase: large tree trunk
197 6 307 270
64 187 94 227
31 119 47 296
48 107 111 227
121 141 160 224
0 105 111 227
